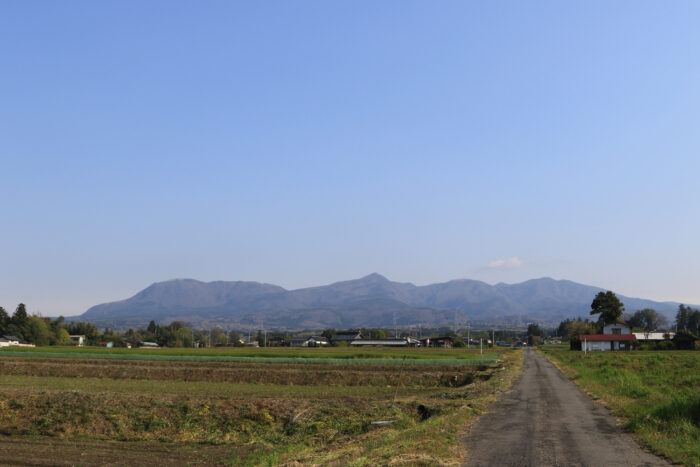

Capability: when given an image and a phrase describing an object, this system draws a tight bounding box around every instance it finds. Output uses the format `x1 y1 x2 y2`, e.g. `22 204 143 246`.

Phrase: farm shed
420 336 453 348
331 330 364 345
69 335 86 347
290 336 330 347
0 335 20 347
580 334 636 351
633 332 674 343
350 337 421 347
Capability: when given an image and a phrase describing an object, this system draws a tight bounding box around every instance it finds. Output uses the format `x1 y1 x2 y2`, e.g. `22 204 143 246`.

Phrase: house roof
350 339 409 346
332 331 362 341
2 335 20 341
633 332 674 340
580 334 636 341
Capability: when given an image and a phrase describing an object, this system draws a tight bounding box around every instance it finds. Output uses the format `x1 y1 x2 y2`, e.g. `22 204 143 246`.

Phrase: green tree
626 308 667 332
26 316 51 346
0 306 9 333
7 303 30 339
255 330 265 347
211 328 228 346
675 304 690 330
688 309 700 335
527 323 545 337
590 291 624 326
321 328 336 339
373 329 387 339
54 327 71 345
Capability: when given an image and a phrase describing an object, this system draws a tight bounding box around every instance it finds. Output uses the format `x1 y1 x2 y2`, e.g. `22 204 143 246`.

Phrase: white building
580 323 635 351
0 335 20 347
69 335 86 347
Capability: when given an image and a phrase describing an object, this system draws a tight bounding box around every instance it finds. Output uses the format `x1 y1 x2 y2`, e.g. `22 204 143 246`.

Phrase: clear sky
2 1 699 317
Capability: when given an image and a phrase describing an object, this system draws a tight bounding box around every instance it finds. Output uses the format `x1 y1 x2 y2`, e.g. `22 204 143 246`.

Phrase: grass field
0 346 522 465
540 346 700 466
0 346 499 366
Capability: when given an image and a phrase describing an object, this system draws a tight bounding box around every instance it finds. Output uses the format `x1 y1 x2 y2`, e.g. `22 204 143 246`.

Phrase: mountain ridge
75 274 691 330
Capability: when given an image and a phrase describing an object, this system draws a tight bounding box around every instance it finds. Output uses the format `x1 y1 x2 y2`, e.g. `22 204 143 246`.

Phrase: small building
307 336 330 347
580 334 636 351
331 330 364 345
544 337 563 345
0 335 21 347
350 337 421 347
268 336 289 347
290 336 330 347
69 335 86 347
420 336 453 348
97 341 114 348
633 332 674 343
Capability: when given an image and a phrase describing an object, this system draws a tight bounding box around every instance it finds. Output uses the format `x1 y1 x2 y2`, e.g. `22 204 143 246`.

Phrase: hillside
75 274 687 330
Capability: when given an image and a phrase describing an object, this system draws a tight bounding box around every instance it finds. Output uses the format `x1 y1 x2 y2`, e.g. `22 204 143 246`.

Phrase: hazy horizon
2 1 700 317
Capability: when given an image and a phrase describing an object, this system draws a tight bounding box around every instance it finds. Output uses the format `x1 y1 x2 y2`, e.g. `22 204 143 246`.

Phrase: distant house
544 337 563 345
290 336 330 347
0 335 21 347
331 330 363 345
350 337 421 347
97 341 114 348
268 336 289 347
420 336 453 348
580 323 635 351
69 335 86 347
307 336 329 347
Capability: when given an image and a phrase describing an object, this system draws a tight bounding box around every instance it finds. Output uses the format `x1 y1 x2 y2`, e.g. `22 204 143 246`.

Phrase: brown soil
0 357 483 387
0 437 234 466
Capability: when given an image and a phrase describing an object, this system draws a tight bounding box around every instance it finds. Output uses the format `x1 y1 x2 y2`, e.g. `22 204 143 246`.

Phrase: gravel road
462 348 669 466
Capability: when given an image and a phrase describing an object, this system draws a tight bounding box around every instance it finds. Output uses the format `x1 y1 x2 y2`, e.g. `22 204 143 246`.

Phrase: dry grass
0 348 523 465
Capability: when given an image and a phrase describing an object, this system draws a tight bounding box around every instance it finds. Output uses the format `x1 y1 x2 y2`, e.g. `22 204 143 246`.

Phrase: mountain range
76 274 688 330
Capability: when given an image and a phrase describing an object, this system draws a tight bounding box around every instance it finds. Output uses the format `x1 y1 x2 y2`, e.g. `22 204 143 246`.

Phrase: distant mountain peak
79 274 692 330
359 272 389 282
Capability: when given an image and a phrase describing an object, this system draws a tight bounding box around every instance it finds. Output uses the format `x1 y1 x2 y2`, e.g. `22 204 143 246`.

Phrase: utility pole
467 325 471 349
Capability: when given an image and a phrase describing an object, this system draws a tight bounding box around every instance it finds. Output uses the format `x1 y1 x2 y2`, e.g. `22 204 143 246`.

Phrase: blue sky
2 1 699 316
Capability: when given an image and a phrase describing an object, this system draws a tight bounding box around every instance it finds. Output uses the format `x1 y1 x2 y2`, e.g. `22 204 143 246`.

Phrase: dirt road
462 348 668 466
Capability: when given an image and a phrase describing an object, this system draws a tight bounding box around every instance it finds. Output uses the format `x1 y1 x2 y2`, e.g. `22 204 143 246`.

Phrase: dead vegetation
0 350 522 465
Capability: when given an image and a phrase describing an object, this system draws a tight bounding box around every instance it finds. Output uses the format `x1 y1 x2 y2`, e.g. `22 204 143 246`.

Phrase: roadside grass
0 348 523 465
540 346 700 466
